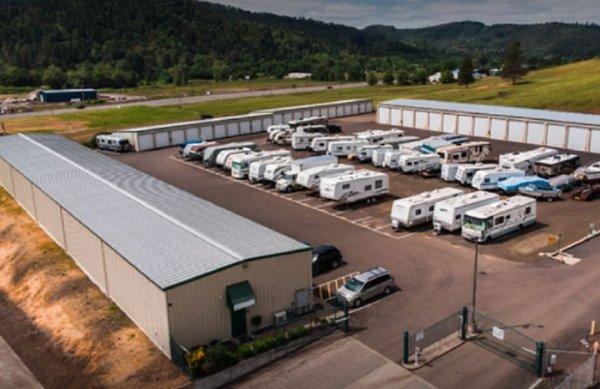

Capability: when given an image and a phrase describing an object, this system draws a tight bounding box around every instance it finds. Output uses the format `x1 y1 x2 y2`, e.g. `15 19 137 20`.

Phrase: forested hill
0 0 599 88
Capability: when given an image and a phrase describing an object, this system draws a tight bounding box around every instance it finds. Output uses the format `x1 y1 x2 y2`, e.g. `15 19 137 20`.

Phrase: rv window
461 151 467 158
455 215 461 220
525 207 531 214
415 209 422 215
467 172 473 177
506 215 511 220
495 216 505 225
499 177 507 181
365 185 372 191
484 178 490 183
429 205 434 212
453 154 459 160
407 162 412 166
342 184 350 189
375 180 383 189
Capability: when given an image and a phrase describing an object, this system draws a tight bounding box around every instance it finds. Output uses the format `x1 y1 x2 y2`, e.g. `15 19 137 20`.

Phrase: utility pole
471 241 479 331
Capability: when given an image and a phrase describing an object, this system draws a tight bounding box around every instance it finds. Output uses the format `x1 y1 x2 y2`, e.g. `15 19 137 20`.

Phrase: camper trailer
499 147 559 173
327 139 369 157
319 170 389 203
421 135 469 154
96 134 132 152
390 187 464 229
455 163 498 186
295 164 355 191
573 161 600 182
181 141 217 160
432 191 500 233
441 163 463 182
355 129 404 144
217 148 253 170
398 154 442 174
275 155 338 192
248 156 293 183
471 168 525 190
382 149 420 169
436 141 491 164
354 144 393 162
288 116 328 128
462 196 537 242
203 142 258 167
533 154 580 178
381 136 420 147
263 160 296 184
292 132 323 150
230 150 292 179
310 136 355 153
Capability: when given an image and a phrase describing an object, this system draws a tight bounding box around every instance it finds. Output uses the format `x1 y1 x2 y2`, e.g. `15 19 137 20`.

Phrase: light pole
471 241 479 331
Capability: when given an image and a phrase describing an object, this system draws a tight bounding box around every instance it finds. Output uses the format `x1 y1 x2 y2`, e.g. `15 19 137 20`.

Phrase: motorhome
275 155 338 192
471 168 526 190
533 154 580 178
271 129 294 145
288 116 328 128
382 148 420 169
327 139 369 157
573 161 600 182
96 134 132 152
441 163 463 181
292 132 323 150
455 163 498 186
263 160 295 184
499 147 559 172
230 150 292 179
390 187 464 229
421 135 469 154
432 191 500 233
310 136 355 153
462 196 537 242
381 136 420 147
203 142 257 167
398 153 442 173
181 141 217 160
295 164 355 191
319 170 389 203
436 141 492 164
296 124 341 134
248 156 292 183
355 129 404 144
222 149 255 171
354 144 393 162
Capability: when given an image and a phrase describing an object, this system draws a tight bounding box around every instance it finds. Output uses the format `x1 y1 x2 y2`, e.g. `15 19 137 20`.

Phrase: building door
230 309 247 338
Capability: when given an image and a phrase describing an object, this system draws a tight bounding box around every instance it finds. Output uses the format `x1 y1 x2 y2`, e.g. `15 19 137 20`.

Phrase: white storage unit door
155 132 170 148
186 128 200 141
311 108 320 116
0 158 14 195
490 119 506 139
251 119 262 133
263 117 273 128
458 115 473 135
474 117 489 137
273 114 283 124
227 122 239 137
214 124 226 139
508 121 526 142
590 130 600 153
320 108 329 117
12 170 35 217
567 127 588 151
284 113 293 122
430 113 442 132
329 107 336 117
303 110 311 117
344 104 352 115
415 112 428 130
442 114 455 133
171 130 185 145
201 126 213 140
546 124 566 148
137 134 154 151
403 110 415 128
32 186 65 247
336 105 344 117
239 121 251 134
389 109 400 126
527 123 545 145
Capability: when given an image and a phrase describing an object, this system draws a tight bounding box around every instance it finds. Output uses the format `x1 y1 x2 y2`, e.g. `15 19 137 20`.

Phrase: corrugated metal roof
380 99 600 127
0 134 308 290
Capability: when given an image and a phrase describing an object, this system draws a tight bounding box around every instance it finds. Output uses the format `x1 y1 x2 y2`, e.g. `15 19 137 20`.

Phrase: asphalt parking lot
113 113 600 388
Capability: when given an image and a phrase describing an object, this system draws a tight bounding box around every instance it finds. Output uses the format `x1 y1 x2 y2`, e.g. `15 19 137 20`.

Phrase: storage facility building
0 134 312 358
38 88 97 103
378 99 600 153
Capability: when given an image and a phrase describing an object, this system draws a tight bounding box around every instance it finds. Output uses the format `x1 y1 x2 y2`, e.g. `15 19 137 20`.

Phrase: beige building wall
0 158 14 196
103 243 171 356
32 186 65 248
12 169 36 217
166 251 311 348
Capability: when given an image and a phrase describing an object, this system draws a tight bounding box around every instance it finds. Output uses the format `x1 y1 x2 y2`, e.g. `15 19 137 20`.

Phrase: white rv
471 168 526 190
382 148 420 169
499 147 559 173
455 163 498 186
432 191 500 233
292 132 323 150
533 154 580 178
216 148 252 169
248 156 292 183
390 187 464 229
354 144 393 162
264 160 297 184
310 135 355 152
288 116 328 128
275 155 338 192
462 196 537 242
319 170 389 203
436 141 492 164
441 163 463 181
203 142 258 167
295 164 355 191
573 161 600 182
230 150 292 179
355 129 404 144
381 136 420 147
327 139 369 157
398 153 442 173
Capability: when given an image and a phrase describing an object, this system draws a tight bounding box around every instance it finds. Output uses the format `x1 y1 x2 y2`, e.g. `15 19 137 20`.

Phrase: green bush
253 339 270 354
205 342 237 370
287 325 309 341
237 343 256 359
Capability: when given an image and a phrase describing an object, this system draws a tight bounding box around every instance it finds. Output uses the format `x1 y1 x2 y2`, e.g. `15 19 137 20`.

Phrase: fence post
343 300 349 333
461 306 468 340
535 341 545 377
403 330 410 364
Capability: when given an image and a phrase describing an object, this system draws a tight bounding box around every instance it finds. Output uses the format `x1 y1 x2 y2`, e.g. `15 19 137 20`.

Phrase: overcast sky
211 0 600 28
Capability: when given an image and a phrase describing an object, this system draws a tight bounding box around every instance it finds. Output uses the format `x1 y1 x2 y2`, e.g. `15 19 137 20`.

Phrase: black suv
311 245 342 275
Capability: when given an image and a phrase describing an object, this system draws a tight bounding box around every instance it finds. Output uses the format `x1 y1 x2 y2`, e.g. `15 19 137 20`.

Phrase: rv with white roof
573 161 600 182
382 148 420 169
398 153 442 173
291 132 323 150
295 164 355 191
433 191 500 233
288 116 328 128
354 144 393 162
455 163 498 186
327 139 369 157
441 163 463 181
263 160 296 184
381 135 420 147
230 150 292 179
248 156 292 183
355 129 404 144
533 154 580 177
471 168 526 190
319 170 389 203
203 142 258 167
436 141 492 164
275 155 338 192
499 147 559 173
216 148 253 169
310 135 355 152
462 196 537 242
390 187 464 229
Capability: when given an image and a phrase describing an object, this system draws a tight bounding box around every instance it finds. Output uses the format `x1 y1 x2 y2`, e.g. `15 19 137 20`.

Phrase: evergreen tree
458 56 474 88
366 71 377 86
382 70 395 85
502 41 528 85
440 69 455 84
42 65 66 89
396 69 409 85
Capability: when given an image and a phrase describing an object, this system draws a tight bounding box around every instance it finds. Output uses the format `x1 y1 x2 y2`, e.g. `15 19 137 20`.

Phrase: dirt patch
508 233 557 256
0 188 188 388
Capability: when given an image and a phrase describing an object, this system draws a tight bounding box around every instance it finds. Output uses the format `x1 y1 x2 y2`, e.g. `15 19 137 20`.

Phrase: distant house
428 72 442 84
37 89 97 103
489 68 501 76
284 72 312 80
428 68 487 84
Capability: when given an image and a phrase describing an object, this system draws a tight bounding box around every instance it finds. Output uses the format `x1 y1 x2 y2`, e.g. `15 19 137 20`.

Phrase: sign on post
416 330 424 342
492 326 505 340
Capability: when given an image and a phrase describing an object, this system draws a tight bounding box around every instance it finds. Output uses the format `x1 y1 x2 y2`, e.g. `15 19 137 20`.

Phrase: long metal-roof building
0 134 311 357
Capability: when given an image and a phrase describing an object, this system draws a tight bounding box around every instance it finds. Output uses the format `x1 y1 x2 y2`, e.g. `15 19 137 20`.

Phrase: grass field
3 59 599 142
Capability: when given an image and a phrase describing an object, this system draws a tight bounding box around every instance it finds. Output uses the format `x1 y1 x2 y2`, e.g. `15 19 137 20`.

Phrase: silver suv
336 267 394 307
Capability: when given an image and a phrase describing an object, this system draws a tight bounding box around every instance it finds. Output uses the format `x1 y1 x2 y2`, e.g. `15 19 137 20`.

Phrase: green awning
226 281 256 311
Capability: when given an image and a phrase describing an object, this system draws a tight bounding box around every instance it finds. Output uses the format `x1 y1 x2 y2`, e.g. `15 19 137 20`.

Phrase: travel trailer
310 136 355 152
455 163 498 186
533 154 580 178
203 142 257 167
398 154 442 173
288 116 328 128
499 147 559 173
462 196 537 242
471 168 525 190
573 161 600 182
263 160 296 184
96 134 133 152
327 139 369 157
421 135 469 154
436 141 492 164
432 191 500 233
382 148 420 169
355 129 404 144
248 156 292 183
295 164 355 191
181 141 217 160
230 150 292 179
319 170 389 203
441 163 463 182
292 132 324 150
354 144 393 162
297 124 341 134
275 155 338 192
217 148 253 170
390 187 464 229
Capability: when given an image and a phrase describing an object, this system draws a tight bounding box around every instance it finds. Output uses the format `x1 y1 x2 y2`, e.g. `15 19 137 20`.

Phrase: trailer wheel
353 298 362 308
384 286 392 295
285 186 293 193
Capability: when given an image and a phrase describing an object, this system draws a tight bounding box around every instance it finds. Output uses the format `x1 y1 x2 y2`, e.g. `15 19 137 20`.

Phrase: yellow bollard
591 320 596 336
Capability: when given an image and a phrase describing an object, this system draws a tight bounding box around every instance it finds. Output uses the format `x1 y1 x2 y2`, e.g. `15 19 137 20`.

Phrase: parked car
518 183 563 201
311 245 342 275
335 267 394 307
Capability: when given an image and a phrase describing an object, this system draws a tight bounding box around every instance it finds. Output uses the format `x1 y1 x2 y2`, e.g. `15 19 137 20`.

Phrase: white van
433 191 500 233
327 139 369 157
310 136 355 152
471 168 525 190
231 150 292 179
455 163 498 186
319 170 389 203
295 164 355 191
462 196 537 242
436 141 492 164
499 147 558 173
390 187 464 229
292 132 323 150
248 156 292 183
398 153 442 173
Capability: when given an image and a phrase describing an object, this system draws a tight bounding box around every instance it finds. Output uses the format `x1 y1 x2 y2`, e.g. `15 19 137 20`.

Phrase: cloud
210 0 600 28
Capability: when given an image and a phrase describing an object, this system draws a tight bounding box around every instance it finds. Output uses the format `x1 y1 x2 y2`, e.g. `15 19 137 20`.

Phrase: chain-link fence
553 353 597 389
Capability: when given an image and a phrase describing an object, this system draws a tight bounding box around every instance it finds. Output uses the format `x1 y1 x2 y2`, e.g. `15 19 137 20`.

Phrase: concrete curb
401 333 467 371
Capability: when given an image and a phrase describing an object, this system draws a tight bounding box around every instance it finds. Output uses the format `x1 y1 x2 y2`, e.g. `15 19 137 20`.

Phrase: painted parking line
375 223 391 231
296 197 317 203
352 216 374 224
